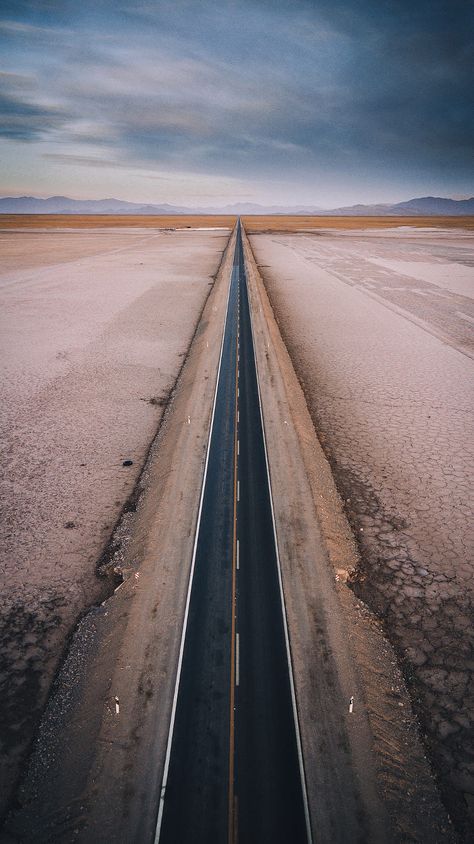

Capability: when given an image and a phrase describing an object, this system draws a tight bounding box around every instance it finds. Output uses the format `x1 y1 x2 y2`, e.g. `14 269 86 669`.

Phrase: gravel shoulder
249 227 474 840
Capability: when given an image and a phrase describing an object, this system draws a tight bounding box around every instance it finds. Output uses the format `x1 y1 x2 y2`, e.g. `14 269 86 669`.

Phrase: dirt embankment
248 227 474 841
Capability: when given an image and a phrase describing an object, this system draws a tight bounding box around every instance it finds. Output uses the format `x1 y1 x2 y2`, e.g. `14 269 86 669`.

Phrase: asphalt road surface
156 223 310 844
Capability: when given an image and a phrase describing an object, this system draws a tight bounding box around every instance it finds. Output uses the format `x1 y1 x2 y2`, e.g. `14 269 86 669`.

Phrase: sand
2 214 472 233
249 227 474 838
0 214 236 229
0 225 230 814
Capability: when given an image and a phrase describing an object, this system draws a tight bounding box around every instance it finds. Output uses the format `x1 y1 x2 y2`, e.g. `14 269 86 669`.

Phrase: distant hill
0 196 322 215
206 202 323 214
326 196 474 216
0 196 191 214
0 194 472 215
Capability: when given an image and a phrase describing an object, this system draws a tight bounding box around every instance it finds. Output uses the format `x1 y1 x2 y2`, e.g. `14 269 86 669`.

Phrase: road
156 222 310 844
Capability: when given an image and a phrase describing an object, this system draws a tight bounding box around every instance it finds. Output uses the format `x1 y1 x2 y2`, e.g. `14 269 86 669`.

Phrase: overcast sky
0 0 472 206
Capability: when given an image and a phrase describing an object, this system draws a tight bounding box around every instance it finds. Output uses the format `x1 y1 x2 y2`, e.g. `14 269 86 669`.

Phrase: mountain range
0 195 473 216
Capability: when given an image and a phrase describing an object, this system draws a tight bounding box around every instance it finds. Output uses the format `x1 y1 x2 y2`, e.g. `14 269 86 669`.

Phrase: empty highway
156 222 310 843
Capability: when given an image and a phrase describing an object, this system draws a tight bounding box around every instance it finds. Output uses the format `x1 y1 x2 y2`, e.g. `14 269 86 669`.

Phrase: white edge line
154 230 238 843
241 231 313 844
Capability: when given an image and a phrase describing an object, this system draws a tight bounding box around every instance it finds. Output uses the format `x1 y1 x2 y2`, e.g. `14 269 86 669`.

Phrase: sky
0 0 472 207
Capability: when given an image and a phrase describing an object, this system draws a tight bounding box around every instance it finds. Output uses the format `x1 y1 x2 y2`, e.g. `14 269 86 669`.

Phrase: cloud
0 91 70 140
0 0 472 200
42 153 131 168
0 69 34 88
0 68 71 140
0 19 70 37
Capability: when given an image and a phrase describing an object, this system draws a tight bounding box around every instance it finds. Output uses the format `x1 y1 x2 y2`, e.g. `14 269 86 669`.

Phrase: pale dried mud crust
0 228 232 831
242 228 456 843
249 228 473 842
3 228 237 843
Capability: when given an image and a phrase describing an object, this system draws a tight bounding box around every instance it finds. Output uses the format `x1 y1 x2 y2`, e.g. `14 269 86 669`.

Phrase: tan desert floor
0 226 230 812
250 227 474 838
5 225 454 844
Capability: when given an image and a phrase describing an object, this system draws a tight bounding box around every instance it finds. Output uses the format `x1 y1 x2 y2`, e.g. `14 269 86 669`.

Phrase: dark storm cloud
0 0 472 193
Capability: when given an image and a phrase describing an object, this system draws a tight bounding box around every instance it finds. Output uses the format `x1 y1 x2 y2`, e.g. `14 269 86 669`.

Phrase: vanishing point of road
155 222 311 843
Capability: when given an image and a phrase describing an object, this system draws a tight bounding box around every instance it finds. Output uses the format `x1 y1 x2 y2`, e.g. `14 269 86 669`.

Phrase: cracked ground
250 227 474 839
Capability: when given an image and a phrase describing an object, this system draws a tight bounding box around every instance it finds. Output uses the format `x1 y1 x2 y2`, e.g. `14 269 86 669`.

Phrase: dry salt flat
0 225 230 813
250 226 474 836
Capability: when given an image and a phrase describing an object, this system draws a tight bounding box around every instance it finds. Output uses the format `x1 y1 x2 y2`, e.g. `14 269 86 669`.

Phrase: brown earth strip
1 214 473 232
0 214 236 229
242 215 474 232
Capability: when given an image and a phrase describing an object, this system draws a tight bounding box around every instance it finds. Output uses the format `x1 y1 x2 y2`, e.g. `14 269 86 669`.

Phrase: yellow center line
228 287 239 844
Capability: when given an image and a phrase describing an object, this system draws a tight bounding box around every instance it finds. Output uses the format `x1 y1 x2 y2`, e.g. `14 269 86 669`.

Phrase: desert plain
0 215 473 841
249 221 474 837
0 219 231 814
